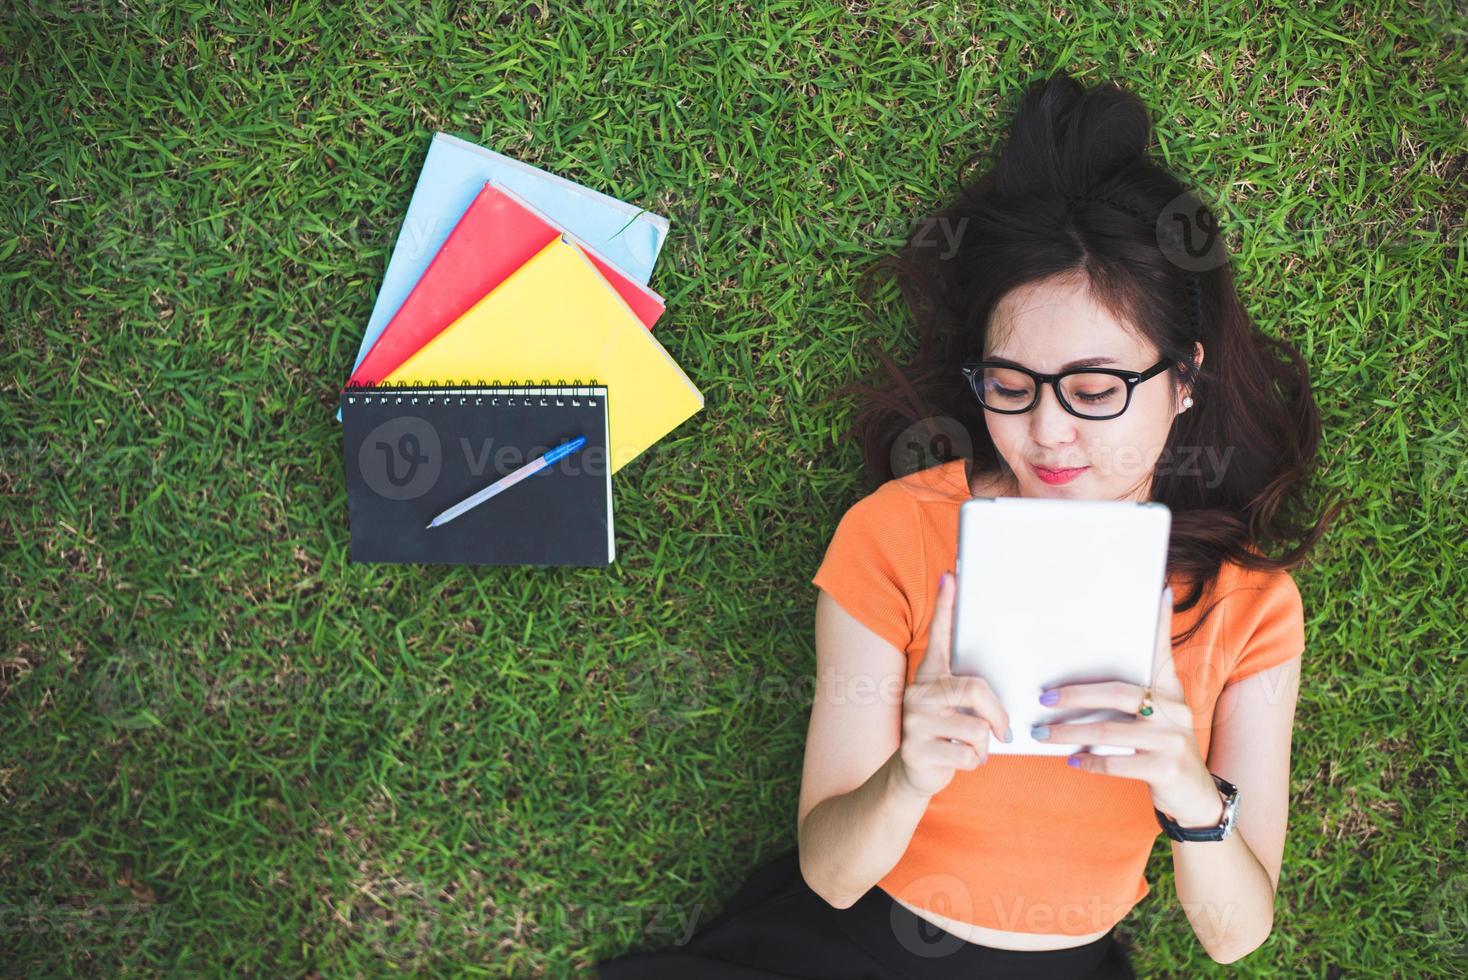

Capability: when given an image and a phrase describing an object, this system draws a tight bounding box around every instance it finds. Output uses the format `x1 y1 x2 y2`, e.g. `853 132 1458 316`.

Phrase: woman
598 71 1337 979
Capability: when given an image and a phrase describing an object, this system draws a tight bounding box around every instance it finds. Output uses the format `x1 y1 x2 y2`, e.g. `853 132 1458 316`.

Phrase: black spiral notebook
340 380 613 566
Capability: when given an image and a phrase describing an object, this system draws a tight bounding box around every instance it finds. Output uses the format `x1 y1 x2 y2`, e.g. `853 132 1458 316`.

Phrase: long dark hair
819 72 1341 645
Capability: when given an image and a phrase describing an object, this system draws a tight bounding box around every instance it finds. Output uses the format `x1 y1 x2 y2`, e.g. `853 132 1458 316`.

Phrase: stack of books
338 133 703 567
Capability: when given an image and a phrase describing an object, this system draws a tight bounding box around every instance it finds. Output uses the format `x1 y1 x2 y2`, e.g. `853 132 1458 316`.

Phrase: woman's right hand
895 570 1012 799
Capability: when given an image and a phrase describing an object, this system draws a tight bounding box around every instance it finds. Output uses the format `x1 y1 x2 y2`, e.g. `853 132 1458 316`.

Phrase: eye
1074 386 1120 403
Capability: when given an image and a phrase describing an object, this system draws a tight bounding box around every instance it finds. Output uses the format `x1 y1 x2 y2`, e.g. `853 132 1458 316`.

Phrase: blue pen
425 435 587 529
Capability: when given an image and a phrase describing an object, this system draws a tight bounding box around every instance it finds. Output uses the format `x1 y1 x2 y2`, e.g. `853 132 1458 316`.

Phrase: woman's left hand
1034 586 1226 827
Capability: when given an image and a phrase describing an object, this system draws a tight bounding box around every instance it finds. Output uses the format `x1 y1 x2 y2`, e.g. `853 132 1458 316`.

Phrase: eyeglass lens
976 365 1128 418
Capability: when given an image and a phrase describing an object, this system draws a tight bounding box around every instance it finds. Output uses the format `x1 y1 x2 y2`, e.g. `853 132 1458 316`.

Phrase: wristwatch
1154 773 1239 842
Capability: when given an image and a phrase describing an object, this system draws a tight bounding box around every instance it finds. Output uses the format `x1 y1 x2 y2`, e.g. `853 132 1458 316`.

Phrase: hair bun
994 72 1154 199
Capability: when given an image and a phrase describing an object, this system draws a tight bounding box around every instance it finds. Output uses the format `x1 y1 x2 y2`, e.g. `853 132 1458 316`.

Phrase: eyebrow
985 354 1119 371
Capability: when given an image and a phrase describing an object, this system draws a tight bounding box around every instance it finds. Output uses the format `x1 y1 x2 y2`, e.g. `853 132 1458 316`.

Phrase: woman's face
981 277 1203 503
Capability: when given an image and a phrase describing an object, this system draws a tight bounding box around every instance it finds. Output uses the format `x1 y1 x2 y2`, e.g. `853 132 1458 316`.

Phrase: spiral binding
341 378 603 408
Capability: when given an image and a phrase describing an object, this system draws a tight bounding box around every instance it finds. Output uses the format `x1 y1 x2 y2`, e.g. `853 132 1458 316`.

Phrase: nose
1029 382 1079 447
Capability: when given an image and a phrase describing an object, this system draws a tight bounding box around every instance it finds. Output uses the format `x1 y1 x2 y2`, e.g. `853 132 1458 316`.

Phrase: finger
1066 752 1148 780
914 570 957 681
1038 680 1149 714
956 676 1011 742
935 738 984 770
906 673 1009 741
905 676 983 714
1151 585 1185 702
1044 684 1192 740
1039 681 1189 728
1035 719 1170 751
933 708 992 750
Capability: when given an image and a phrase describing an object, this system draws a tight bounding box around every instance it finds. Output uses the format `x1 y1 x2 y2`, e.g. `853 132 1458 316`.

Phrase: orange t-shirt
810 457 1305 936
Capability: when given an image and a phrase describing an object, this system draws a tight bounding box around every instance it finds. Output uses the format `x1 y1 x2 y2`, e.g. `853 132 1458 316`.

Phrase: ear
1177 342 1204 411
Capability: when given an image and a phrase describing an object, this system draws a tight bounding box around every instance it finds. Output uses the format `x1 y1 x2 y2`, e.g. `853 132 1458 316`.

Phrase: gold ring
1137 687 1154 717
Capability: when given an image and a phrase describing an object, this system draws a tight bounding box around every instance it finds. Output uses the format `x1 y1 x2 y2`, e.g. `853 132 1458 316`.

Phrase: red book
349 180 664 386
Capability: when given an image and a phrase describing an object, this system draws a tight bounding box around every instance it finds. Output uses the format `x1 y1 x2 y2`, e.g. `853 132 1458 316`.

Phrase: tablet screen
949 495 1171 757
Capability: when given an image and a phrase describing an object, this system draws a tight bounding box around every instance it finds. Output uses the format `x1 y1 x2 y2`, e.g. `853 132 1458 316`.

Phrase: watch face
1215 777 1239 838
1220 796 1238 834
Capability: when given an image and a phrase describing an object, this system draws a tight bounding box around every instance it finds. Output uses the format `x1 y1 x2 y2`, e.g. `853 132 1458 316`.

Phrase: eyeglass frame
959 355 1175 421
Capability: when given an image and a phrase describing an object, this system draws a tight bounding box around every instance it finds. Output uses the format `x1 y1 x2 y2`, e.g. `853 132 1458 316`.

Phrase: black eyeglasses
959 356 1174 421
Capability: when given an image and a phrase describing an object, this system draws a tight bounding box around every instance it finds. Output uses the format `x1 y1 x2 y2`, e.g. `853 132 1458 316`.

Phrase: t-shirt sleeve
1226 570 1306 685
810 489 925 654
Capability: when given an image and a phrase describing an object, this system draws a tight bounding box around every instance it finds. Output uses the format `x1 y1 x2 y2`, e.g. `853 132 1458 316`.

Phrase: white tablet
949 495 1172 757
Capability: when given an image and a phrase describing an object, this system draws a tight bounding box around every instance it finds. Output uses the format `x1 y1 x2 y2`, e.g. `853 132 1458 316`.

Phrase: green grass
1 0 1463 975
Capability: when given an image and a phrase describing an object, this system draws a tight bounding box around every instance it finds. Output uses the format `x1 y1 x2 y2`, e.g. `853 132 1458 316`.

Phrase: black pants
597 846 1137 979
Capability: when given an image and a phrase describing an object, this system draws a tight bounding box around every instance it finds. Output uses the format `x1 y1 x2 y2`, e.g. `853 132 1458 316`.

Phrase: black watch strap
1154 773 1239 842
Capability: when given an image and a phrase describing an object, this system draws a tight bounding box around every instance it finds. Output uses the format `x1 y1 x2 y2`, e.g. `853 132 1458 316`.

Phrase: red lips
1031 463 1088 485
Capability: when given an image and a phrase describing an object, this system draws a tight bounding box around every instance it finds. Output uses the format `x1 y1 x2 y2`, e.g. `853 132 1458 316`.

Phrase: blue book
339 132 670 420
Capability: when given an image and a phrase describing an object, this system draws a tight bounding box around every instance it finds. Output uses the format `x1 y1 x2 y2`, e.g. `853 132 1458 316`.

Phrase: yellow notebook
385 235 703 474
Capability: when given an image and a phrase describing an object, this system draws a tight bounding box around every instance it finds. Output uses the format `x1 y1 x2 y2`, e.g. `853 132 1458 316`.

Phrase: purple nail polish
1067 756 1083 768
1039 690 1059 706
